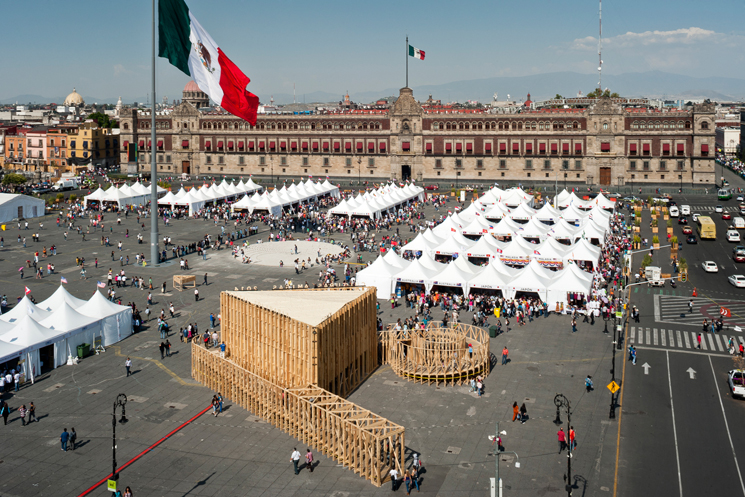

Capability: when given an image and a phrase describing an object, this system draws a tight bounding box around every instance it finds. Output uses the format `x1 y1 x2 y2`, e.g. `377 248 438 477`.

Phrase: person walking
305 448 314 473
689 299 694 313
389 468 399 491
0 401 9 425
60 428 69 451
697 333 702 349
69 427 77 451
28 402 37 423
290 447 301 475
18 404 27 426
512 401 519 422
125 357 132 376
569 426 577 455
194 288 199 302
572 318 577 333
519 403 527 424
159 342 165 359
403 470 412 495
203 273 208 286
585 375 594 392
501 346 509 365
557 428 567 453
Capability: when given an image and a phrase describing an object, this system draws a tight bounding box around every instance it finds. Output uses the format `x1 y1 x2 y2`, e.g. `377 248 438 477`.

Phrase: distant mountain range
3 71 744 106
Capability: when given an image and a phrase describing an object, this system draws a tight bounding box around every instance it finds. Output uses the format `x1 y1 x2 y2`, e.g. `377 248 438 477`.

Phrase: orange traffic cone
693 287 697 297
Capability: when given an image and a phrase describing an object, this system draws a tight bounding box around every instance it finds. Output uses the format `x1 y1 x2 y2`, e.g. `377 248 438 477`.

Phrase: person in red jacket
558 428 567 453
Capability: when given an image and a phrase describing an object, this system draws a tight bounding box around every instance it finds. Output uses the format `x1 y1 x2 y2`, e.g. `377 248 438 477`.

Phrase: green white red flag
158 0 259 125
408 45 425 60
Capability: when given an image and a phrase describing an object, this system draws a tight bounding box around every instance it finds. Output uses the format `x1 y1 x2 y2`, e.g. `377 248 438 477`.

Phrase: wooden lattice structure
172 274 196 291
192 287 403 486
379 323 490 386
193 345 404 486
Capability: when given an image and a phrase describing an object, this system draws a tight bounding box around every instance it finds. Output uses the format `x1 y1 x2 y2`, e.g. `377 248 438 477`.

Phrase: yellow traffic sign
107 479 117 492
607 381 620 394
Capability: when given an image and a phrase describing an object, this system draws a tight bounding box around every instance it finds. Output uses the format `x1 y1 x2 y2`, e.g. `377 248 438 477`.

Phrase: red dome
184 80 202 93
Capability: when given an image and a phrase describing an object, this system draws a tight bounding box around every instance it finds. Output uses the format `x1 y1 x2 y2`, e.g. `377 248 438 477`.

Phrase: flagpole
150 0 159 267
405 36 408 88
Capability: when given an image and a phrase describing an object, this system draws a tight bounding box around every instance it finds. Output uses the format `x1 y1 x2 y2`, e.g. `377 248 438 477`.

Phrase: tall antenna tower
598 0 603 91
294 83 296 104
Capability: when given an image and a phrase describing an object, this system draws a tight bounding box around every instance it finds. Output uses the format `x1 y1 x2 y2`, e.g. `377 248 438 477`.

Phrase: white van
734 217 745 229
669 206 679 217
680 205 691 215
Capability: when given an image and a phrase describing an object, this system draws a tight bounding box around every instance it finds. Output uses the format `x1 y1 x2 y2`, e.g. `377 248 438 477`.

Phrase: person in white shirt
290 448 301 475
13 372 20 392
389 468 399 490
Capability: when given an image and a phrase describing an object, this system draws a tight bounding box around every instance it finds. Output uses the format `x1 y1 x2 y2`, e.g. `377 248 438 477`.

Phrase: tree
586 88 620 99
554 94 564 99
86 112 118 129
2 173 27 186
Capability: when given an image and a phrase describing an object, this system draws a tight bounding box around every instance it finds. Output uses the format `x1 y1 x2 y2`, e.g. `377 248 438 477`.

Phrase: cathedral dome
184 80 202 93
63 88 84 106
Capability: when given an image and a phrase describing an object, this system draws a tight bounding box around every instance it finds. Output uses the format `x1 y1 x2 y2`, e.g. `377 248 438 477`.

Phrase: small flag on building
24 286 31 295
408 45 425 60
60 276 68 284
97 281 106 288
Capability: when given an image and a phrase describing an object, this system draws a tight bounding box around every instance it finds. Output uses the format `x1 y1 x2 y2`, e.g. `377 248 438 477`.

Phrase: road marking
708 334 716 351
677 329 683 348
629 327 635 344
646 327 651 345
715 334 724 351
669 330 675 347
666 351 684 497
653 328 659 346
701 334 708 350
683 331 691 348
613 309 631 497
707 355 745 496
642 362 651 375
661 328 667 347
686 367 697 379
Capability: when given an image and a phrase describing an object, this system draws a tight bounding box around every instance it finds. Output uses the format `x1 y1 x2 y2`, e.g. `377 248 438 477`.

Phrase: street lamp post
554 394 573 496
490 421 520 497
111 393 128 481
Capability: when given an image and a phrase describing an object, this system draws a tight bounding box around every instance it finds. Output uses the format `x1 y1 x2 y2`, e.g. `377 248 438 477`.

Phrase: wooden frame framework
193 345 404 486
379 323 490 386
172 274 196 291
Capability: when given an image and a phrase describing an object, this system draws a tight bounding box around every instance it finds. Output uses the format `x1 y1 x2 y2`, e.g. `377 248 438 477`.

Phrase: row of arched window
200 121 384 131
631 120 692 130
430 121 582 131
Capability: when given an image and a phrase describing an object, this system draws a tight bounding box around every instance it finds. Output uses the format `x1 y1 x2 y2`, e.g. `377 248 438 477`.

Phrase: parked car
424 185 439 191
31 186 50 194
728 275 745 287
702 261 719 273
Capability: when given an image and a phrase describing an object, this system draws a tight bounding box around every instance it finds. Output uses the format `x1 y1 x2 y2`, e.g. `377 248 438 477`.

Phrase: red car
723 213 732 220
424 185 439 191
682 226 693 234
735 252 745 263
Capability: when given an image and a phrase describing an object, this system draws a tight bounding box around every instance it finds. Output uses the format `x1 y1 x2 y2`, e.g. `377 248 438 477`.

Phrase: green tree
86 112 118 128
554 94 564 99
2 173 27 186
587 88 620 98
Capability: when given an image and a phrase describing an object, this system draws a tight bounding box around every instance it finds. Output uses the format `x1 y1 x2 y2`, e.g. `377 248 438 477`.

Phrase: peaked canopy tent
0 315 61 382
428 262 472 295
39 302 101 367
546 263 595 310
467 264 512 296
76 290 133 346
0 193 45 223
38 285 87 311
355 256 399 299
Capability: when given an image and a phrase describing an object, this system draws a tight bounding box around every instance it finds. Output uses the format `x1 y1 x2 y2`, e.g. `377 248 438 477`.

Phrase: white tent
328 199 352 216
172 189 206 216
157 191 179 207
38 285 87 311
429 262 471 295
39 302 101 367
0 315 61 381
535 203 563 223
506 260 556 300
83 188 107 208
76 291 133 346
401 233 438 256
567 238 602 265
593 193 616 210
0 296 51 323
461 216 493 236
547 263 594 308
508 203 537 221
431 216 462 238
0 193 44 223
533 238 572 269
356 256 399 299
467 264 512 294
432 232 475 256
383 250 410 269
394 258 438 289
465 235 505 259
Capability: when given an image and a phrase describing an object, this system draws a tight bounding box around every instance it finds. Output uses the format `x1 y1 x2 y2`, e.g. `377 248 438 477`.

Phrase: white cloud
570 27 731 50
113 64 129 76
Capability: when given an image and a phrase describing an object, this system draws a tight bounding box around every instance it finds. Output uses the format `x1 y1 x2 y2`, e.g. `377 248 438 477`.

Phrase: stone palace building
118 84 716 187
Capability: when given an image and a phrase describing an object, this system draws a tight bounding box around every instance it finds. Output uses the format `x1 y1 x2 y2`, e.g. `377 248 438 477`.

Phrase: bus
696 215 716 240
718 188 733 200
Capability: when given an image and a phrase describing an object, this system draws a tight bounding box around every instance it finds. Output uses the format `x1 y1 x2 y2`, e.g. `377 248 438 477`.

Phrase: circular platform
235 240 345 267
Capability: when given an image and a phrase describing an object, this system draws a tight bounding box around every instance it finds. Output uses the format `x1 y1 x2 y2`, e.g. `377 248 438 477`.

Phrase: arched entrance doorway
401 164 411 181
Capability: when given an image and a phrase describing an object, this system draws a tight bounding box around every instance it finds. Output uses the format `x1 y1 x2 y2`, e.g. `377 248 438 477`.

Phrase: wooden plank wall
192 343 404 487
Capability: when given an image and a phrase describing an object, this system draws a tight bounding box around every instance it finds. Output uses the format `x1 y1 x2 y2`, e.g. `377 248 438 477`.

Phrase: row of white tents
0 286 133 382
158 178 264 216
328 183 425 219
231 179 341 216
357 250 595 306
83 181 167 209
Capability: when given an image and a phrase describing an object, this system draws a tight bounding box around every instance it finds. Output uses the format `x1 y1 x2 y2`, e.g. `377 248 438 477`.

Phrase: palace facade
118 85 716 187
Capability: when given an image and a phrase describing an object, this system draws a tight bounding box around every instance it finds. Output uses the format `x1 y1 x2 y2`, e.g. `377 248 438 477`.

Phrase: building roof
63 88 84 106
225 287 369 327
184 80 203 93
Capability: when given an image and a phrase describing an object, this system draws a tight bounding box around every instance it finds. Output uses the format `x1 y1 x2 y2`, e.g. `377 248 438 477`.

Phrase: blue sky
2 0 743 103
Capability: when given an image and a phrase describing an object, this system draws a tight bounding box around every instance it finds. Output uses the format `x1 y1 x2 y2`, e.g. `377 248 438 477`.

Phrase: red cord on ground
78 404 212 496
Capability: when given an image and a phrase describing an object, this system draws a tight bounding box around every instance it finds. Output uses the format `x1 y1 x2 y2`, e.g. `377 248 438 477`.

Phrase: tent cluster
357 187 615 308
0 287 133 383
231 178 340 217
158 178 263 216
84 181 167 209
328 183 424 219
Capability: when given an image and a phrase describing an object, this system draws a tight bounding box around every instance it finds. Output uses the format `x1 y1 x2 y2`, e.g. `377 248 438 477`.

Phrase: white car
728 230 742 242
680 205 691 215
702 261 719 273
728 275 745 287
715 205 724 213
728 370 745 398
692 213 700 223
738 195 744 202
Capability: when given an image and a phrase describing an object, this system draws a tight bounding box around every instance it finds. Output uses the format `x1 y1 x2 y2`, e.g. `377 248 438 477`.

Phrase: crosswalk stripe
708 334 716 350
669 330 675 347
740 337 745 346
653 328 659 346
677 329 684 348
701 333 708 350
630 326 635 344
661 328 667 347
722 334 729 350
715 334 724 351
646 327 651 345
683 330 690 348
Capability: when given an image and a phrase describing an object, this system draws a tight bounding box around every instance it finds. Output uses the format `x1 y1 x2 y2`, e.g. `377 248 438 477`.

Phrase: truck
52 178 78 191
645 266 664 287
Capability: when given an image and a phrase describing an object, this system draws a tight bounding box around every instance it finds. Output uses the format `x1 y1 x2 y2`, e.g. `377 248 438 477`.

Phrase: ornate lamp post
111 394 128 481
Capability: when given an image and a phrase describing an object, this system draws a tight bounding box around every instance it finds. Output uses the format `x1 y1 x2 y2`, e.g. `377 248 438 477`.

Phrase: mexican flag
158 0 259 125
408 45 425 60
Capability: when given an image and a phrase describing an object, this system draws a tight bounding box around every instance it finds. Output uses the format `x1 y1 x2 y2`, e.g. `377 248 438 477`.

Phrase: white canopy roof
383 250 410 269
0 296 51 323
77 290 132 319
39 302 99 334
430 261 471 295
567 238 602 263
38 285 87 311
394 258 438 285
401 233 438 255
432 232 475 256
0 315 61 347
468 264 511 291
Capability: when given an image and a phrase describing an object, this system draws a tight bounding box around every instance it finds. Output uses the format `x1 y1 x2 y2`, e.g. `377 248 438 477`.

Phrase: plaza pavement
0 200 620 496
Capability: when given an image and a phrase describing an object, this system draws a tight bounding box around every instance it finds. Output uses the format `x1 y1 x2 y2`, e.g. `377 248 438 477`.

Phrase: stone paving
0 199 620 496
236 240 344 267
